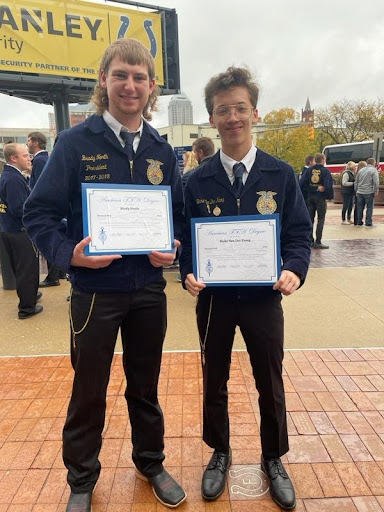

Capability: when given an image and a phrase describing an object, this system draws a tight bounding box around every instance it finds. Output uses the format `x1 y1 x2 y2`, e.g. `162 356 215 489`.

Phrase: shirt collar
103 110 143 145
220 145 257 178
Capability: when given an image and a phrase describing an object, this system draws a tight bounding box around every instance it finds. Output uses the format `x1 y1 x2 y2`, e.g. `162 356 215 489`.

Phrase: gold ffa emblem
256 191 277 214
311 169 320 184
146 159 164 184
0 202 7 214
213 206 221 216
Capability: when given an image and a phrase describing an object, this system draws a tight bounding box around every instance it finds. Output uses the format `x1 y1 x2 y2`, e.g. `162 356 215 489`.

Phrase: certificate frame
82 183 174 255
191 214 281 286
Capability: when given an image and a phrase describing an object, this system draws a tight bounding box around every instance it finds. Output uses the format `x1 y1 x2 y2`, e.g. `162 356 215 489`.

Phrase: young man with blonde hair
0 143 42 318
180 67 311 510
24 38 185 511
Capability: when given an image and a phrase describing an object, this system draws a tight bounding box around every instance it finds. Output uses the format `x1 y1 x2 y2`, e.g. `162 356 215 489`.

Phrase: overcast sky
1 0 383 129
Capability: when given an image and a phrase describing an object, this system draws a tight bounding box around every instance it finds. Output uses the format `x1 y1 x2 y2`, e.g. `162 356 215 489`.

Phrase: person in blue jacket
27 131 49 190
299 153 334 249
23 38 186 512
0 143 42 319
179 67 311 511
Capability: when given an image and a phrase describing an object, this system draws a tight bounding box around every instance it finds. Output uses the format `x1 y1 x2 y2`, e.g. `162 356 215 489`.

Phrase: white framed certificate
191 214 281 286
82 184 174 255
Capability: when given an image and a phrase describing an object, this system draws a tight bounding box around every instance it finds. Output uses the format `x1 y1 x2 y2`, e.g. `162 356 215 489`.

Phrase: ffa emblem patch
256 191 277 214
213 206 221 216
146 159 164 184
311 169 320 184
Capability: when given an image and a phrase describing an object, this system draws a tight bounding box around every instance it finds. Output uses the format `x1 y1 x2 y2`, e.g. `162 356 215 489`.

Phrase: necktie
233 162 245 198
120 130 136 162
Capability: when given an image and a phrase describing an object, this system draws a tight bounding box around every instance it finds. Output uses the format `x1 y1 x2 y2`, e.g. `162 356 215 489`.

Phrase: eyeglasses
212 104 254 119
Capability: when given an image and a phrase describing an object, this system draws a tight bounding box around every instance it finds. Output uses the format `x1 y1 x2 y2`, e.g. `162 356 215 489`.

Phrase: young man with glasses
180 67 311 510
24 39 185 511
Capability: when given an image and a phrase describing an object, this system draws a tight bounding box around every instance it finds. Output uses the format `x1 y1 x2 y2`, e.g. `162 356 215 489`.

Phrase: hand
148 239 181 268
273 270 300 296
71 236 122 268
185 273 206 297
317 185 325 192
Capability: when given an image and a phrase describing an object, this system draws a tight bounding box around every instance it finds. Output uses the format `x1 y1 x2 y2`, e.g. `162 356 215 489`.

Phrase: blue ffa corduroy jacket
299 164 334 200
29 150 49 189
179 149 312 298
0 164 30 232
23 114 184 293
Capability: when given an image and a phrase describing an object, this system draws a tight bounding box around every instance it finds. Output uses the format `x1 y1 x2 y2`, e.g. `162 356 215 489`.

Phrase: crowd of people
0 36 382 512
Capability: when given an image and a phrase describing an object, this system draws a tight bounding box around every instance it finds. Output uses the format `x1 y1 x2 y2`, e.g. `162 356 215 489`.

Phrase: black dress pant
63 279 167 493
1 231 39 313
196 292 288 459
46 261 61 281
307 196 327 243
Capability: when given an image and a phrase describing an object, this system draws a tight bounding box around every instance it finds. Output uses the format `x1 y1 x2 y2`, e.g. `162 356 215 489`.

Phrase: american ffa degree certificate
191 214 281 286
81 184 174 255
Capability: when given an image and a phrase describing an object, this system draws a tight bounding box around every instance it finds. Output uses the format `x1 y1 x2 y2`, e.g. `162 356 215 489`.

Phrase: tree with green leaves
257 108 317 171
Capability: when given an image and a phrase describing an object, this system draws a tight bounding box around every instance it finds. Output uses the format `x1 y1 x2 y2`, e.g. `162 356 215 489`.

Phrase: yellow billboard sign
0 0 164 83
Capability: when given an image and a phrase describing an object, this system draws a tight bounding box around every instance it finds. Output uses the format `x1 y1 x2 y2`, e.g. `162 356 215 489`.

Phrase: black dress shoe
36 291 43 301
261 456 296 510
136 468 186 508
18 305 43 319
201 448 232 500
39 279 60 287
66 491 92 512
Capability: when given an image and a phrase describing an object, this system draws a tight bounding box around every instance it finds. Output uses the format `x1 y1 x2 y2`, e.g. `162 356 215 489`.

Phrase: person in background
354 157 379 228
0 143 42 319
299 153 334 249
23 38 186 512
341 161 356 224
182 139 215 191
27 131 49 190
353 161 367 224
180 66 311 511
28 131 64 287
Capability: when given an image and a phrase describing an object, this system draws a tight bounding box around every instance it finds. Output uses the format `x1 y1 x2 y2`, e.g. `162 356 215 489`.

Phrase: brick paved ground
1 348 384 511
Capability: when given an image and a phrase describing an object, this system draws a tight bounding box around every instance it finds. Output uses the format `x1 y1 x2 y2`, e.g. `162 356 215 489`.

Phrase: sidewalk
0 205 383 511
1 348 384 511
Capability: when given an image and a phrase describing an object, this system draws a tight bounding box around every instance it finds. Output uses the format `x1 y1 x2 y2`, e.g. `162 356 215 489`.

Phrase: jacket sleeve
5 178 29 220
168 151 184 242
324 169 334 200
299 167 309 195
179 179 195 282
30 157 47 190
23 133 77 272
281 167 312 284
373 169 379 192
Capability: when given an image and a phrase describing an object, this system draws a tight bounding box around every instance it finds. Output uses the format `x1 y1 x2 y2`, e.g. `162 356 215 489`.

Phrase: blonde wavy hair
345 161 356 170
183 151 198 172
91 38 159 121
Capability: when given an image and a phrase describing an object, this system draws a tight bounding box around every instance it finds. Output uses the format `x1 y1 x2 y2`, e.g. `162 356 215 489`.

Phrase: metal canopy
0 72 96 105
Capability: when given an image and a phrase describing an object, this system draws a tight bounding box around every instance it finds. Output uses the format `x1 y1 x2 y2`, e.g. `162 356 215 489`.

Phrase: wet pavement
310 239 384 268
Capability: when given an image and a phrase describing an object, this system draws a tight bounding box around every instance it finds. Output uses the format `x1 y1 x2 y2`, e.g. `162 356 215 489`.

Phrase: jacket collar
84 114 167 158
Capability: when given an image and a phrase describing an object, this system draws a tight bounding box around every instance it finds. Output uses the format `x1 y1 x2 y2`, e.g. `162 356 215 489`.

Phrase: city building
168 93 193 126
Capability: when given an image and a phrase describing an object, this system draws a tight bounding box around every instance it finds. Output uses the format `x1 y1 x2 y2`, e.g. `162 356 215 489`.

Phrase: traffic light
308 125 315 140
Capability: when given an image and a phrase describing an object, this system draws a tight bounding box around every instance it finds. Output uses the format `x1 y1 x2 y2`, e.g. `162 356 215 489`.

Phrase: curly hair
91 38 159 121
204 67 259 116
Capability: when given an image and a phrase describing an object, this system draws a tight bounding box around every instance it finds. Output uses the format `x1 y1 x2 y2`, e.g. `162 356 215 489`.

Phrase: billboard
0 0 164 83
